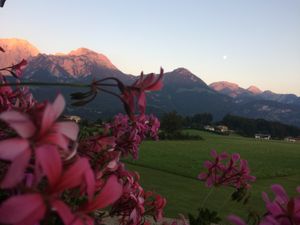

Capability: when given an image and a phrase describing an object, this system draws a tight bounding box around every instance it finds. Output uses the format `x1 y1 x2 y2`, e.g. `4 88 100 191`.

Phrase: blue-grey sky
1 0 300 95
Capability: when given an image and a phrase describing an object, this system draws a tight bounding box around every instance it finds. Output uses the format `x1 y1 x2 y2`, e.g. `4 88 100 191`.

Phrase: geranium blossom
0 94 78 188
121 68 164 116
0 77 35 113
228 184 300 225
0 59 27 78
198 150 256 189
110 166 166 225
261 184 300 225
107 114 160 159
0 169 122 225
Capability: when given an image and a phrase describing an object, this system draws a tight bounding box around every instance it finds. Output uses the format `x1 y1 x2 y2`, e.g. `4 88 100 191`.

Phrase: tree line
159 112 300 139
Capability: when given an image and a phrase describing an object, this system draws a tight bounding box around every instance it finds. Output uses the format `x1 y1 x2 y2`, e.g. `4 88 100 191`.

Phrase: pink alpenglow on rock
198 150 256 189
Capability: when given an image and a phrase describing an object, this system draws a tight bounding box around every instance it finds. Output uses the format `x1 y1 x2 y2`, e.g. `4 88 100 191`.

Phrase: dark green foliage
159 131 203 140
160 111 185 135
188 208 221 225
231 188 251 205
222 114 300 138
246 210 262 225
190 113 213 129
160 112 204 140
79 124 103 140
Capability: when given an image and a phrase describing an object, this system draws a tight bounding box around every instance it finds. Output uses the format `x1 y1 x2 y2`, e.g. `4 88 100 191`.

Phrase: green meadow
124 130 300 220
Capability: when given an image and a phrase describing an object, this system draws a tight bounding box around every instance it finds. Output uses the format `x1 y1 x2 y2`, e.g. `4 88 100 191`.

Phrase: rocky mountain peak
209 81 240 91
0 38 39 68
67 47 116 70
247 85 262 94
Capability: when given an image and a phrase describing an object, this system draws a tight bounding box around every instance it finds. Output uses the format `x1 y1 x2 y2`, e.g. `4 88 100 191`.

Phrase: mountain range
1 38 300 127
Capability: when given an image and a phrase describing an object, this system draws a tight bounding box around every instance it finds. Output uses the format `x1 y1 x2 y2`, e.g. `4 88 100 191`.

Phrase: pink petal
41 132 69 150
227 215 247 225
0 111 36 138
52 94 65 120
197 172 207 180
232 153 240 162
82 175 123 213
204 160 213 168
84 166 96 201
15 204 46 225
210 149 218 158
138 92 146 114
36 145 62 188
40 94 65 135
51 200 76 225
0 194 45 224
0 138 29 160
53 157 92 193
54 121 79 141
271 184 289 204
40 104 56 135
1 149 31 188
220 152 229 160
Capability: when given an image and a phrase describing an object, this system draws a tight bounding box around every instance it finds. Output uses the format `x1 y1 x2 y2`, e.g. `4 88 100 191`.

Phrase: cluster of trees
159 111 211 139
160 112 213 132
221 114 300 139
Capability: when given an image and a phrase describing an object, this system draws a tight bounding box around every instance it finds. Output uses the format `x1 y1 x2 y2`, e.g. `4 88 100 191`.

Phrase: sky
1 0 300 95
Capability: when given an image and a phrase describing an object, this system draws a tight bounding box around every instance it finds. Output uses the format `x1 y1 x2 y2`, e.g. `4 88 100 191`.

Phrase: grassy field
124 130 300 221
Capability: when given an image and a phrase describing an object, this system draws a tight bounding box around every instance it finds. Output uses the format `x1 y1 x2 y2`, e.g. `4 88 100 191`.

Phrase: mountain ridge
1 38 300 127
209 81 300 106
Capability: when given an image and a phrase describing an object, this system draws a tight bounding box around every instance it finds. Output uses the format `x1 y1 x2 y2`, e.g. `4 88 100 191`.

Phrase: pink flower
261 184 300 225
121 68 164 116
228 185 300 225
0 194 47 225
0 94 79 188
111 170 146 225
107 114 160 159
0 78 35 113
10 59 27 78
80 175 123 213
228 215 247 225
144 191 167 221
0 156 99 225
198 150 256 189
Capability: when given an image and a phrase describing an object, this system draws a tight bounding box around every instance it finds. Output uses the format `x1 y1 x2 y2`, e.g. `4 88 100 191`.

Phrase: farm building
255 134 271 140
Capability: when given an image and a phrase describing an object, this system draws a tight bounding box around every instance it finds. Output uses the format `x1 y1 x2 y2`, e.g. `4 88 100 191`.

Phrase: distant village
203 125 300 142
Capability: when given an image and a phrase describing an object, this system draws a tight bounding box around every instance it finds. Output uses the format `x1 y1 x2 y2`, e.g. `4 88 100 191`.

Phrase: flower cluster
106 114 160 159
228 184 300 225
0 94 125 224
0 59 36 113
110 168 166 225
198 150 256 189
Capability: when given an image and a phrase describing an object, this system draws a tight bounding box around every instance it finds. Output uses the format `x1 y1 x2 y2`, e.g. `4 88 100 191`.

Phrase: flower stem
0 82 91 88
218 192 231 212
200 187 215 208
